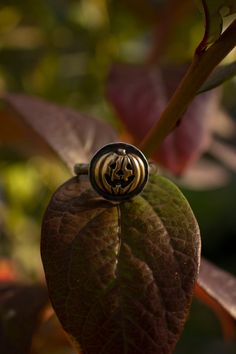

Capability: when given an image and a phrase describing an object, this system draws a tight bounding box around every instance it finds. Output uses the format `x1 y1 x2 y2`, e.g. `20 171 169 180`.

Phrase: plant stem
141 19 236 158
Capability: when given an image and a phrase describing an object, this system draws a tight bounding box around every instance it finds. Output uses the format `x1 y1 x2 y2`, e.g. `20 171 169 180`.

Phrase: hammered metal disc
89 143 149 201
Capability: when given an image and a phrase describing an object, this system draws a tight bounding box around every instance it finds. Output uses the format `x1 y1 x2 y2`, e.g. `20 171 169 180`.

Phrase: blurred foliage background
0 1 236 353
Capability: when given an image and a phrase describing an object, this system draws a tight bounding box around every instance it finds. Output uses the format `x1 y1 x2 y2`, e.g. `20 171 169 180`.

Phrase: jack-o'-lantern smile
105 156 135 189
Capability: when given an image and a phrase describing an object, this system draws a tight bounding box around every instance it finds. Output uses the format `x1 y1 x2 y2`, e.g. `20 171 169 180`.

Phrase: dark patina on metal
88 142 149 201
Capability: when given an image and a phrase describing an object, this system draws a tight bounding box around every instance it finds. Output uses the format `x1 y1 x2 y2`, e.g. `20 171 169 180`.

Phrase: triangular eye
110 162 116 169
126 163 132 170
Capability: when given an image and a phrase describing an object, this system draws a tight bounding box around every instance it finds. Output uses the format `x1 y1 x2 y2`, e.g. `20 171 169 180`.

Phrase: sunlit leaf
0 259 18 282
197 258 236 320
107 63 220 175
41 171 200 354
198 61 236 93
1 94 118 172
177 158 230 190
31 311 77 354
195 258 236 340
209 139 236 172
198 0 236 51
69 0 109 30
0 282 49 354
211 110 236 139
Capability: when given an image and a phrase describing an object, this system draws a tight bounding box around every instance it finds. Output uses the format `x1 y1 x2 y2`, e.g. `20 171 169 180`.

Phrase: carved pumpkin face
89 143 149 201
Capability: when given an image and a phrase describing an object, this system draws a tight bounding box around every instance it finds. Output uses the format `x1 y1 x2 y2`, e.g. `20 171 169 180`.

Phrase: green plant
0 1 236 353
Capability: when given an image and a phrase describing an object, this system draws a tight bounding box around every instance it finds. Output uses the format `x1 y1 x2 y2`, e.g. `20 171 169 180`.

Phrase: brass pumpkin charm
89 143 149 201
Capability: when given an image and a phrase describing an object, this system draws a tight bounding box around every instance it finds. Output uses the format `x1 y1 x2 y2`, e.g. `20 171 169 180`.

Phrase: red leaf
0 282 49 354
0 260 18 282
31 311 77 354
107 63 220 174
1 94 118 171
178 158 230 190
196 259 236 340
197 258 236 320
41 171 200 354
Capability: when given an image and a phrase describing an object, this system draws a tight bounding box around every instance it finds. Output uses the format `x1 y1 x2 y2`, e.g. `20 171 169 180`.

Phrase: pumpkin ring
88 143 149 201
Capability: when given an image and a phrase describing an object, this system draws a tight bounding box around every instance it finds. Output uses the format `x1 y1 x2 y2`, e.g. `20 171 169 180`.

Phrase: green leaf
41 171 201 354
198 60 236 93
198 0 236 50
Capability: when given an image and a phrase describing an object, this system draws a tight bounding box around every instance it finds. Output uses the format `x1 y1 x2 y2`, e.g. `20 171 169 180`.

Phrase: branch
141 19 236 157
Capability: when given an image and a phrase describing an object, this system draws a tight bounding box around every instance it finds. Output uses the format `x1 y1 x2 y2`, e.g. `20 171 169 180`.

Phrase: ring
74 143 149 201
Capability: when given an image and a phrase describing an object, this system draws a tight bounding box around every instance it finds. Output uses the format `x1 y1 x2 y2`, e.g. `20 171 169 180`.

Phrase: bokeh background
0 1 236 353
